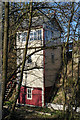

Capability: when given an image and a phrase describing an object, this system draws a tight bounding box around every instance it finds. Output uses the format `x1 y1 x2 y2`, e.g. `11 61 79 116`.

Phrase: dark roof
21 14 63 32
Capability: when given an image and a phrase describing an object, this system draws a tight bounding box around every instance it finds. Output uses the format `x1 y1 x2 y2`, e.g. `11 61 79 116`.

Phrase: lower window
27 88 32 100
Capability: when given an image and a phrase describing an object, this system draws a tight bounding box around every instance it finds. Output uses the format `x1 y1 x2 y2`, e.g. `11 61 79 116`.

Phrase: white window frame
27 88 33 100
18 29 42 43
18 31 27 42
38 29 42 40
30 31 34 41
29 29 42 41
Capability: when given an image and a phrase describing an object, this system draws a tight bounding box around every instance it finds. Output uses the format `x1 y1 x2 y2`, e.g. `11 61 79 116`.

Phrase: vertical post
42 28 45 107
0 1 2 120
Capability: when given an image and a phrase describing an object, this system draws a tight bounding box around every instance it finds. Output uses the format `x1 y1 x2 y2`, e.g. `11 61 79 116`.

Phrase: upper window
27 88 32 99
30 32 33 41
34 31 37 40
29 29 42 41
18 32 27 42
44 30 52 41
18 29 42 42
38 30 42 40
24 32 27 41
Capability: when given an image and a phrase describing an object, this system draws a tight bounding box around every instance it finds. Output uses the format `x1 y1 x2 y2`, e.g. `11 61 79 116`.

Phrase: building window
44 30 47 41
28 56 32 63
51 54 54 63
18 29 42 42
18 32 27 42
27 88 32 99
24 32 27 41
30 32 34 41
19 33 23 42
38 30 42 40
45 30 49 41
30 30 42 41
34 31 37 40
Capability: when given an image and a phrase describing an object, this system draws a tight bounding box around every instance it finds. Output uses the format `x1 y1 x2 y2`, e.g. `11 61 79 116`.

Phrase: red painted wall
18 86 42 107
18 86 26 104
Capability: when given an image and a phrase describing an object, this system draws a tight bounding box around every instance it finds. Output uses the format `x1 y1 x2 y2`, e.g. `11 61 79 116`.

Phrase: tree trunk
2 2 9 106
11 1 33 112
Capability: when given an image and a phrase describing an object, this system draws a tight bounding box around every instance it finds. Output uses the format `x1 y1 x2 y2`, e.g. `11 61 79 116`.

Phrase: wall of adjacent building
45 47 62 87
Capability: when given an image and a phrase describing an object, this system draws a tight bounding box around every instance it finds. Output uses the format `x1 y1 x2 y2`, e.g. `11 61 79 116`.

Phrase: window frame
30 31 34 41
29 29 42 41
18 29 42 42
38 29 42 40
34 31 37 40
18 32 27 42
24 32 27 41
27 88 32 100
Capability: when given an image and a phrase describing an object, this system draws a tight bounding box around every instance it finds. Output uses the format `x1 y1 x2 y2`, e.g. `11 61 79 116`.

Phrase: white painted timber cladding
16 28 44 88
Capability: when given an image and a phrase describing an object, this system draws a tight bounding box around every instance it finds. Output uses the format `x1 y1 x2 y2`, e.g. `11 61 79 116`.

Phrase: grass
15 105 64 118
17 105 52 113
3 105 80 120
15 106 63 119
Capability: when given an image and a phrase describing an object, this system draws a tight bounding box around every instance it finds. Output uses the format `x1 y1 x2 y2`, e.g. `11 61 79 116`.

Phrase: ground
2 105 80 120
2 105 64 120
